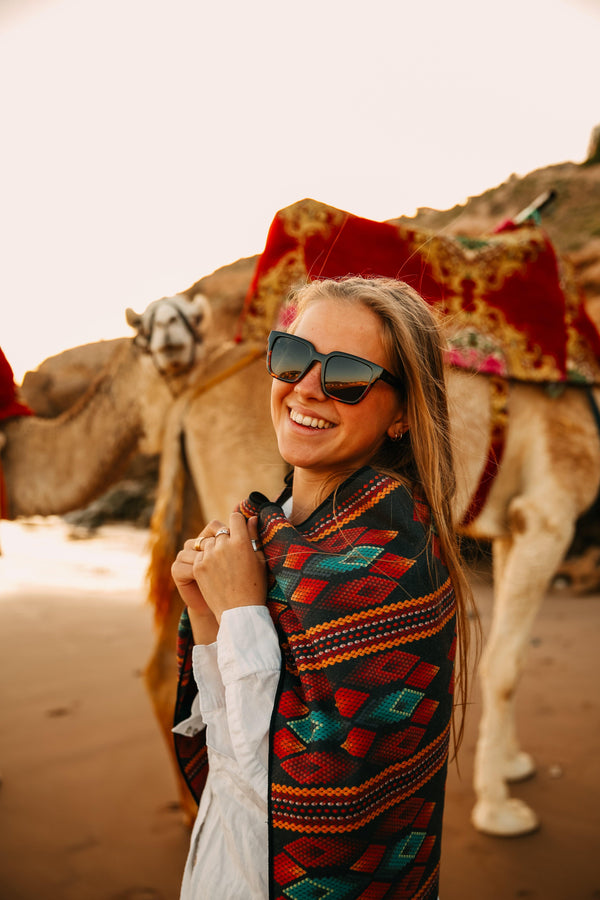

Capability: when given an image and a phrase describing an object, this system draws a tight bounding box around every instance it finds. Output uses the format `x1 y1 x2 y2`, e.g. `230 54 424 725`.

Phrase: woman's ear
387 412 407 442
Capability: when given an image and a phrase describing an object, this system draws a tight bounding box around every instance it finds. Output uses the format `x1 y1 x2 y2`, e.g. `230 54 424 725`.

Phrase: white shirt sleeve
172 605 281 800
217 605 281 798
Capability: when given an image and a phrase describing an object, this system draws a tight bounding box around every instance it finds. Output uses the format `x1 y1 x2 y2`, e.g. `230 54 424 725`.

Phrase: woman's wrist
188 608 219 645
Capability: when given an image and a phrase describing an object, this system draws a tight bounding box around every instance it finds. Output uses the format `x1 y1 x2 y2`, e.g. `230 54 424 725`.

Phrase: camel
0 264 281 826
125 257 600 839
0 282 235 520
1 343 162 518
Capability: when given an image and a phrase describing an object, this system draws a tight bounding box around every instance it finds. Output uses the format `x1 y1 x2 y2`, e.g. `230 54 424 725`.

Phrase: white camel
126 265 600 839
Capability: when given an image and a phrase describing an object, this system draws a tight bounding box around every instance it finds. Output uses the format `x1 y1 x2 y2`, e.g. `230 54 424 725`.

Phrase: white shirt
173 604 281 900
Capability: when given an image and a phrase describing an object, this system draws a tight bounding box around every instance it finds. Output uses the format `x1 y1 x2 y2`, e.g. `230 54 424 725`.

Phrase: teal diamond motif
309 545 383 575
268 579 287 603
284 875 359 900
368 688 424 723
386 831 427 872
289 709 346 744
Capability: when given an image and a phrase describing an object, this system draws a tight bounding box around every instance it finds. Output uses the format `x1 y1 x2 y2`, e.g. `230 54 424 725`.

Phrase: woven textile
0 347 31 422
0 346 32 518
236 198 600 386
174 467 456 899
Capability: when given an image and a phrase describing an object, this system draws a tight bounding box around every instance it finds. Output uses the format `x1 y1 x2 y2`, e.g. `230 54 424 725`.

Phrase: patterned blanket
237 198 600 385
0 347 32 518
0 347 31 422
174 467 456 900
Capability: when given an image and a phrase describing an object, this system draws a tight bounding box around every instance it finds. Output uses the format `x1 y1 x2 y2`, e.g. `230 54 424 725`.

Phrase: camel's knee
480 657 519 704
508 495 574 550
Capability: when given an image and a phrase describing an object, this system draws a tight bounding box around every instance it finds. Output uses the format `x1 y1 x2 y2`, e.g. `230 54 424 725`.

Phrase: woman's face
270 297 404 484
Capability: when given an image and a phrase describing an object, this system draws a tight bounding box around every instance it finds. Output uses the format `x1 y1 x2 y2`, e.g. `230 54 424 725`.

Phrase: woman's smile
288 407 336 430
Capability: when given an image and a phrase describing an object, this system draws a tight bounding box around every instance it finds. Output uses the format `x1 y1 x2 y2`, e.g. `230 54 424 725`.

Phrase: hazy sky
1 0 599 381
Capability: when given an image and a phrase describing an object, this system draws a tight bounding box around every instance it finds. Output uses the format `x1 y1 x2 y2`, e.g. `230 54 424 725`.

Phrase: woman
171 276 475 900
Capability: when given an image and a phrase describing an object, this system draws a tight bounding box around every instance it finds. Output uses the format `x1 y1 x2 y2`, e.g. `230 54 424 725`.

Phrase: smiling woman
170 275 476 900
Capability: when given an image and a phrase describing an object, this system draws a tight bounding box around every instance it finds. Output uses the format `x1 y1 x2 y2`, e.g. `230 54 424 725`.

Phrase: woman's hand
191 513 267 623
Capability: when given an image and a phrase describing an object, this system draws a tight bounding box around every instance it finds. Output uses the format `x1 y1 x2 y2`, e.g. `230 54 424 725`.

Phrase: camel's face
126 293 212 376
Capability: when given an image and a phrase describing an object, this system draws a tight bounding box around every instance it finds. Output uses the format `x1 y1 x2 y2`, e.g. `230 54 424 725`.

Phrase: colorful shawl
174 467 456 900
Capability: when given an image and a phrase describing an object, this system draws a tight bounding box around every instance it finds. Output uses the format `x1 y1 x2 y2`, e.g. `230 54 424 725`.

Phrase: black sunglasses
267 331 402 405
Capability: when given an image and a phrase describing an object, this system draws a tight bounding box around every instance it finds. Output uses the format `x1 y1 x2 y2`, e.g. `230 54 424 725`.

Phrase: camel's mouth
289 408 335 430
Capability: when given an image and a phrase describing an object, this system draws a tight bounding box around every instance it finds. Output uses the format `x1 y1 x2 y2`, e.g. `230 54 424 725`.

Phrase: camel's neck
1 342 147 518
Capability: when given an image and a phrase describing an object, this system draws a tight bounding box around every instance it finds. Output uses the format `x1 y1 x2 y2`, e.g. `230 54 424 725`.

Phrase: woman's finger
246 515 265 559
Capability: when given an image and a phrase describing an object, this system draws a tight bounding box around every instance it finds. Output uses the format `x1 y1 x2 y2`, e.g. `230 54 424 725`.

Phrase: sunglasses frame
267 330 402 405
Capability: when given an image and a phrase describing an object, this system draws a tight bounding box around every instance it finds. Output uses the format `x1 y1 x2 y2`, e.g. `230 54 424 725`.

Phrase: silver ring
215 527 230 538
251 539 262 552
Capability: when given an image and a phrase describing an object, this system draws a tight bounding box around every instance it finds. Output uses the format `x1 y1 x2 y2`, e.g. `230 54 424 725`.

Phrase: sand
0 519 598 900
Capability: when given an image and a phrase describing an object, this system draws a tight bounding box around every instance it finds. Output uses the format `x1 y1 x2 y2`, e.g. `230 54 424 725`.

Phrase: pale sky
1 0 599 382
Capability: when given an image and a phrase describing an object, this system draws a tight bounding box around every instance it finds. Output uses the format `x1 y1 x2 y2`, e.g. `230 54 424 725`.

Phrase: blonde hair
290 275 478 751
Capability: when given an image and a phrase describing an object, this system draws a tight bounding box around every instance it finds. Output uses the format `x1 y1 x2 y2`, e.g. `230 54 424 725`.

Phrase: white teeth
290 409 334 429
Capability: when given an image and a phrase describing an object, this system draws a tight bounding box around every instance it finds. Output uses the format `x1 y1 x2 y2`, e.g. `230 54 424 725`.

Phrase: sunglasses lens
324 356 373 403
269 335 311 382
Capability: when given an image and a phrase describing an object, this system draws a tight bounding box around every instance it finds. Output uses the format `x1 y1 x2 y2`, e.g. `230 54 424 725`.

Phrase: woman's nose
293 362 325 399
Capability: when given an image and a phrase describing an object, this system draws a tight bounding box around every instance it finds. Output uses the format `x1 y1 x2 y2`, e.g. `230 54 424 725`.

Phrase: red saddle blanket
0 346 32 518
237 198 600 385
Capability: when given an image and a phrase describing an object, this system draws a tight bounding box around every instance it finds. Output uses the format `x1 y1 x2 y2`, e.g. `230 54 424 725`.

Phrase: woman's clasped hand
171 513 267 625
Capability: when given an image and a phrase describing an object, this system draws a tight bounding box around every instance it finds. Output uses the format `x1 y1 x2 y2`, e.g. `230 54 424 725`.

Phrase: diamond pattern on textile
302 670 334 703
334 687 369 718
350 843 387 874
285 835 362 869
370 551 415 578
291 578 329 605
273 851 307 886
415 835 436 864
279 689 309 718
413 802 435 830
283 875 362 900
411 697 438 726
365 689 424 724
289 710 346 745
353 883 392 900
327 575 397 610
405 661 439 690
309 546 384 575
385 832 427 874
376 798 427 838
341 726 376 758
285 544 319 571
273 726 307 759
348 649 420 687
281 750 358 786
371 726 427 764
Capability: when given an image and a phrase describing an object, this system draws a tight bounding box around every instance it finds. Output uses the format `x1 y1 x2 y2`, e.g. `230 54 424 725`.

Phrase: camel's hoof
503 751 536 783
471 798 540 836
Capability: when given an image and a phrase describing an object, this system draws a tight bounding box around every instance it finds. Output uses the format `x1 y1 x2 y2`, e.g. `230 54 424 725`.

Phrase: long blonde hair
290 275 478 751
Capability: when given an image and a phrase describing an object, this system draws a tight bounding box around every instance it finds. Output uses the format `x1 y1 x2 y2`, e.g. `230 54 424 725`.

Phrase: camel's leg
488 535 537 784
144 590 198 827
472 494 575 836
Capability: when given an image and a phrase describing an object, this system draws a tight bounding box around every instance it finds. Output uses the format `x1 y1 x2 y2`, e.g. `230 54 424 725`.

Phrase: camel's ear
125 307 141 330
126 307 151 351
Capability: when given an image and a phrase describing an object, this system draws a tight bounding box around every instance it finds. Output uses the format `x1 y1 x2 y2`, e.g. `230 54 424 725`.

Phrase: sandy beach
0 518 598 900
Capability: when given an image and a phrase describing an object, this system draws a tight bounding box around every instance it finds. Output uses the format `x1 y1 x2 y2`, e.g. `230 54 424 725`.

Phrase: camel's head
126 292 212 377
